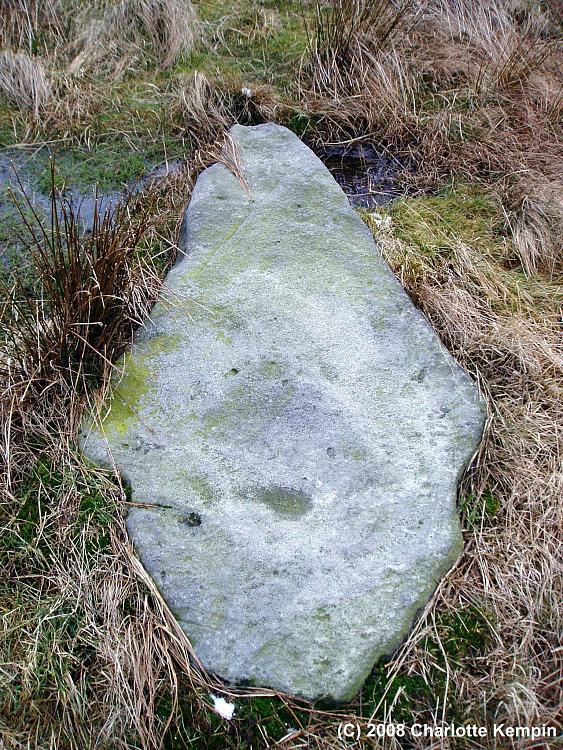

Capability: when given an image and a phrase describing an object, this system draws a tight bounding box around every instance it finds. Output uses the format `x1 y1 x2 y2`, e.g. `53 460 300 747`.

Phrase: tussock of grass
174 70 231 150
0 179 162 402
0 50 52 117
68 0 201 78
304 0 419 96
431 0 558 96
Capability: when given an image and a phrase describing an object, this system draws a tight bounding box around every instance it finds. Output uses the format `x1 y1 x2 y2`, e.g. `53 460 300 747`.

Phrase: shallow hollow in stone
80 123 486 703
252 486 313 517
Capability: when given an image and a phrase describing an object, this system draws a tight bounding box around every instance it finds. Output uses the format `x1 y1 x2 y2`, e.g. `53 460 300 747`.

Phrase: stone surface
80 123 486 702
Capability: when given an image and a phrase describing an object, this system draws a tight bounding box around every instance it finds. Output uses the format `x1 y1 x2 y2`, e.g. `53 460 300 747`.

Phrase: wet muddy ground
0 148 181 276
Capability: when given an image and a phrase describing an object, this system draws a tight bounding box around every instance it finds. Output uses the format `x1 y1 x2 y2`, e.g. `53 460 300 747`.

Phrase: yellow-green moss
102 334 181 436
103 353 152 437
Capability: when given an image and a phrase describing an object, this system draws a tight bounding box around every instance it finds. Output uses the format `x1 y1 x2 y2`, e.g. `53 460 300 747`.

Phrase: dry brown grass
173 70 282 152
303 0 422 96
0 0 201 133
174 71 232 150
358 202 562 745
0 0 63 54
68 0 200 78
1 0 199 71
420 0 558 96
0 189 160 401
0 50 52 117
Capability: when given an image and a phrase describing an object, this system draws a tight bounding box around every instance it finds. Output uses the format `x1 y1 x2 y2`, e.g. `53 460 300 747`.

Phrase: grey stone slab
80 123 486 702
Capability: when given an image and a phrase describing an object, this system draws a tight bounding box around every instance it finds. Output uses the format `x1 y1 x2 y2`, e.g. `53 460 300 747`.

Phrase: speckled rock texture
80 123 486 702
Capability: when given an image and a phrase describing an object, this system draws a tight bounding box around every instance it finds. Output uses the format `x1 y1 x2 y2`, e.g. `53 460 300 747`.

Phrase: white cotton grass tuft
209 694 236 720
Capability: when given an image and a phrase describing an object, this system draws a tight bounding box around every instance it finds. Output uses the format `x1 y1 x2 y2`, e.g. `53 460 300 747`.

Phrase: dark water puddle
318 143 408 208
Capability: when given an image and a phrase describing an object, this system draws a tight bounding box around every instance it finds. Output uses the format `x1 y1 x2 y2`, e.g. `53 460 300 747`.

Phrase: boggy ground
0 1 561 748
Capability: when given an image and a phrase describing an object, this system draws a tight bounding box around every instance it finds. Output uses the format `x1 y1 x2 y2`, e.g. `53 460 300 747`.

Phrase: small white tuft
209 694 235 720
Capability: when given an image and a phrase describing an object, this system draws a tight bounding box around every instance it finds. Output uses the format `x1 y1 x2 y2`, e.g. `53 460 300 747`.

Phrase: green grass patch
162 691 309 749
461 490 501 530
181 0 309 90
88 77 188 152
0 586 92 719
360 665 436 722
1 456 118 561
366 186 561 318
356 605 494 725
34 147 146 193
429 606 494 666
233 695 306 745
0 102 24 148
389 186 504 257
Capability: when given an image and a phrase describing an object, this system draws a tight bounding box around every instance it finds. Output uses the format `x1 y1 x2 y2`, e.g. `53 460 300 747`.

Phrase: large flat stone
80 123 485 702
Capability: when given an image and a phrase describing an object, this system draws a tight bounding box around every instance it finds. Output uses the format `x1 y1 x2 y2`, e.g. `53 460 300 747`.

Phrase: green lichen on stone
319 362 338 381
261 360 281 375
103 353 152 437
185 472 217 504
197 375 296 439
350 447 367 461
252 486 312 517
314 607 331 622
145 332 181 356
198 384 252 435
101 334 180 437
